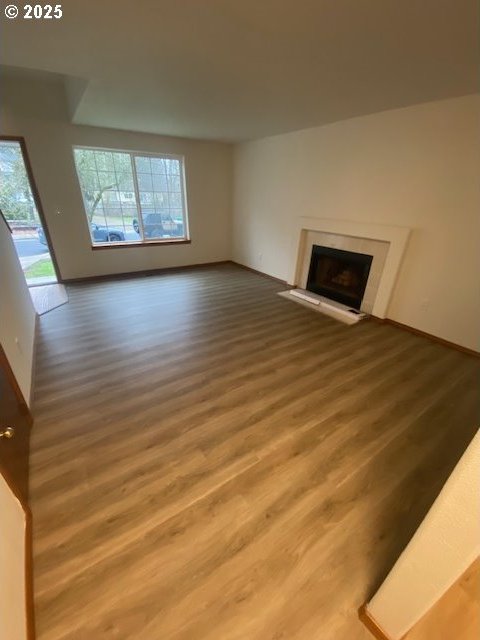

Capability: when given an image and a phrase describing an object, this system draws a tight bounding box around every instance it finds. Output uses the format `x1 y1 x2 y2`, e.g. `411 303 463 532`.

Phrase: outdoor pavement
20 254 48 269
14 237 48 257
14 231 141 276
27 276 58 286
14 237 49 268
12 236 56 285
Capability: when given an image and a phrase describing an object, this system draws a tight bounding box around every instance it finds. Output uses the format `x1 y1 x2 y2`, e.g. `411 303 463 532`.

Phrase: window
73 147 189 246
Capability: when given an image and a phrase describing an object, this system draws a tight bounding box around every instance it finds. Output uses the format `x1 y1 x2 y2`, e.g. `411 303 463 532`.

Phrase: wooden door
0 346 35 638
0 347 31 502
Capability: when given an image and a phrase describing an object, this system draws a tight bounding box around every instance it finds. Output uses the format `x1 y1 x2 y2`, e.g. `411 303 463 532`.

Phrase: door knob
0 427 14 439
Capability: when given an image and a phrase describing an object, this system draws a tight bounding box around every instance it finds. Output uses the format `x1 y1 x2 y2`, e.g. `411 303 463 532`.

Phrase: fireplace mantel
288 217 410 318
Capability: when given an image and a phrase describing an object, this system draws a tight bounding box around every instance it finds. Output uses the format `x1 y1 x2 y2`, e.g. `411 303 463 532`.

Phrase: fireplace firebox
306 245 373 309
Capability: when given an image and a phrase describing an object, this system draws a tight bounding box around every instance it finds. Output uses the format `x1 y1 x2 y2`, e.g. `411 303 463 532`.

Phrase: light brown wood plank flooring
30 264 480 640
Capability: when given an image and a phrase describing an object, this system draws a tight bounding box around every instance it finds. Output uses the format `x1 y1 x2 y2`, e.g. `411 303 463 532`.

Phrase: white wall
367 429 480 639
0 72 233 280
233 95 480 351
0 218 37 406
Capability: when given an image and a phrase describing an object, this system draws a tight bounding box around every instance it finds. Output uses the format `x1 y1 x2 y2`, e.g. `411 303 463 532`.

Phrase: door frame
0 346 36 639
0 342 33 425
0 135 62 284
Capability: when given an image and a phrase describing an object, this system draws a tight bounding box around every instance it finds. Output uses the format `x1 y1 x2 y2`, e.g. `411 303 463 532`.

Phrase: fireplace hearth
306 245 373 309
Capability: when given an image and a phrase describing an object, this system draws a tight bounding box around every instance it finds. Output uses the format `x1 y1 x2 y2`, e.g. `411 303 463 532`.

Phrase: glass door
0 139 58 286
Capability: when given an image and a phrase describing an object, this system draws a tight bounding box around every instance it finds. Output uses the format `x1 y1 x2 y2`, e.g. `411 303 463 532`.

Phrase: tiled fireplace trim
289 217 410 318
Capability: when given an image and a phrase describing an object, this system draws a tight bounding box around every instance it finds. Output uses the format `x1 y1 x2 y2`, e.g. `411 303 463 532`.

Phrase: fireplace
306 245 373 309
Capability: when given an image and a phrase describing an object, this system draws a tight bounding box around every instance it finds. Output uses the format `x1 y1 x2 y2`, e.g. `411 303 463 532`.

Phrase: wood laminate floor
30 264 480 640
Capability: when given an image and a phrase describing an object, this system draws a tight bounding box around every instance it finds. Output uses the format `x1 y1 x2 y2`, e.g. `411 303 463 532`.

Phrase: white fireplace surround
289 217 411 319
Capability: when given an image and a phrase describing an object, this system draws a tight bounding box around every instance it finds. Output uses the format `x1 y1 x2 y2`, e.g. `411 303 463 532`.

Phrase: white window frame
72 145 190 248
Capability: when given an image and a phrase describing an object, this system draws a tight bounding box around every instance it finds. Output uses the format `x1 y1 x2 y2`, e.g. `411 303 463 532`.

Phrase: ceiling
1 0 478 141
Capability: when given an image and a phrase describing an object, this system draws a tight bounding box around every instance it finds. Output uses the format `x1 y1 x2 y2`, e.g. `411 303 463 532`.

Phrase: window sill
91 239 191 250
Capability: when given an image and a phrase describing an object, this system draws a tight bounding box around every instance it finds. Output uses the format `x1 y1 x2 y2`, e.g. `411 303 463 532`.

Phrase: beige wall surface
368 429 480 640
0 472 27 640
1 74 233 280
0 218 37 406
233 95 480 351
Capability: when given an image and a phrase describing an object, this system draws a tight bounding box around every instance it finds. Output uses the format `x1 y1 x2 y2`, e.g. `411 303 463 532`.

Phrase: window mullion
130 154 146 242
179 158 189 239
164 158 171 231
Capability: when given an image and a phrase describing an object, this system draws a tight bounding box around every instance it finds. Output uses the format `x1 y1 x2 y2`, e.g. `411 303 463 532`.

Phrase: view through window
0 140 57 286
73 148 188 245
